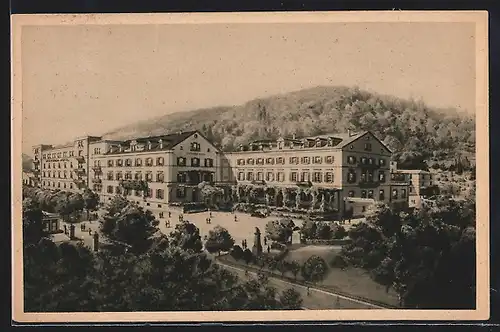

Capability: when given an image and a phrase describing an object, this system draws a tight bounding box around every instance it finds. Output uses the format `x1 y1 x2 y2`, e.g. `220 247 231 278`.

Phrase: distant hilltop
99 85 475 166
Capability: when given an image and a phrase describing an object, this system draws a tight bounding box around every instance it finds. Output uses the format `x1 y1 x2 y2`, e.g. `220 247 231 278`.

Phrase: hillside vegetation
22 154 33 172
103 86 475 169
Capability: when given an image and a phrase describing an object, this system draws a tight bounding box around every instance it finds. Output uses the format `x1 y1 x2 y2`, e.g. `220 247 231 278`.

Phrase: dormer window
159 139 164 149
316 139 322 147
147 141 152 150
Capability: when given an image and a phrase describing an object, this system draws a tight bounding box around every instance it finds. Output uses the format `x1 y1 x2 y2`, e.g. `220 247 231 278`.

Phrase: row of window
347 188 407 200
43 170 85 178
347 170 386 183
103 171 215 183
237 171 335 183
43 149 85 160
43 161 86 169
42 181 80 189
236 156 387 167
347 156 386 166
101 157 214 168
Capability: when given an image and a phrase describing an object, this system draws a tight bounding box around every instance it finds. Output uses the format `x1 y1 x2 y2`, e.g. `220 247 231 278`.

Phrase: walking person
234 215 238 222
267 245 270 253
168 211 171 218
88 229 92 236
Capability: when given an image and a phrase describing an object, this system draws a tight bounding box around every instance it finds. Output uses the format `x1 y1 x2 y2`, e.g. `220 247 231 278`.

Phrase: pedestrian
168 211 171 218
82 223 86 231
234 215 238 222
241 239 245 248
267 245 270 253
206 217 209 224
336 296 340 308
307 286 310 296
209 211 212 218
264 237 267 246
244 239 247 249
88 229 92 236
208 218 211 224
167 219 170 228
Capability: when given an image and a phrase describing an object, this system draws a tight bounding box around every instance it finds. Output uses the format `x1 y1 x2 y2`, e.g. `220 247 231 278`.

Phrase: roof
104 131 199 155
396 169 430 174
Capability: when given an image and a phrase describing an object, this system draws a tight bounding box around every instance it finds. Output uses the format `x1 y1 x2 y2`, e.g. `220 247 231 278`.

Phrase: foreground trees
340 199 476 309
23 198 304 312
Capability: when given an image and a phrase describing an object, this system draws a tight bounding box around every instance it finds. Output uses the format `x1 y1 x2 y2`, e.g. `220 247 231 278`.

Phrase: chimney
147 140 152 150
292 133 296 140
348 129 354 137
118 144 123 152
159 139 163 149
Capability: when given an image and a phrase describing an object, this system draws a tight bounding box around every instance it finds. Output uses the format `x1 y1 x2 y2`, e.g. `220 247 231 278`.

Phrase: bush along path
215 254 396 309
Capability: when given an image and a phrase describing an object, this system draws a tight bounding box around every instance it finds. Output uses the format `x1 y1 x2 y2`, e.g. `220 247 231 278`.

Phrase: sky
20 21 476 154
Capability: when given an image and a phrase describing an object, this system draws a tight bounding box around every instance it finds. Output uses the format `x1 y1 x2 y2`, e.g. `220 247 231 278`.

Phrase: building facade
392 168 437 208
33 130 411 219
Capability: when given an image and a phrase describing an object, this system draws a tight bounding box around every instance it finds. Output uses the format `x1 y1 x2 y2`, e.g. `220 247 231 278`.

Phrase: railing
75 156 85 163
92 165 102 173
91 178 102 184
75 168 86 175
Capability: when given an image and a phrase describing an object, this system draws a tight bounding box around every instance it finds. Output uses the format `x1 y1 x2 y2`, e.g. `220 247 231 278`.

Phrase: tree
332 225 347 239
82 188 100 220
279 288 303 310
276 260 289 277
230 245 244 261
243 249 254 265
99 203 159 254
300 219 317 240
315 223 332 240
198 181 224 206
301 255 329 286
265 220 288 243
168 221 203 253
288 260 301 280
22 198 45 244
204 225 235 256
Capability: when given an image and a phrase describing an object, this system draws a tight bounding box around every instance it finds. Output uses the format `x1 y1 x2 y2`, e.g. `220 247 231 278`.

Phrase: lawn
220 245 400 308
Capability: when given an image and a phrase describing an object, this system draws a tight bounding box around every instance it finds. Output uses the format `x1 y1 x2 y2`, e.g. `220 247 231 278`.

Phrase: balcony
91 178 102 184
358 180 380 188
251 180 266 186
359 162 380 169
295 181 313 187
92 165 102 173
75 156 85 163
75 168 86 175
119 179 148 191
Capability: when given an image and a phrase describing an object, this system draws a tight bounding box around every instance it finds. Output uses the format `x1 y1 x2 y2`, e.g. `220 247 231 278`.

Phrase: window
392 189 398 199
135 172 142 180
277 172 285 182
247 158 255 165
348 156 357 164
276 157 285 164
204 158 214 167
77 140 84 148
177 172 187 183
379 189 385 200
69 151 74 157
256 158 264 165
156 189 164 199
379 172 386 183
116 186 122 195
379 159 386 167
247 172 254 181
368 158 374 165
290 172 298 182
313 156 322 164
156 172 164 182
348 170 356 183
368 171 374 182
301 172 310 182
43 154 46 159
125 159 132 167
364 143 372 151
58 171 61 178
361 190 367 198
57 152 62 158
63 171 67 178
134 190 141 197
361 157 368 165
362 206 366 212
176 187 186 198
348 191 355 197
237 159 245 166
401 189 407 198
238 172 245 181
70 172 73 179
266 172 275 182
325 172 334 183
57 163 61 168
145 158 153 166
70 183 73 189
123 189 130 196
135 158 142 166
191 158 200 167
107 186 113 193
63 152 67 157
410 187 413 193
313 172 322 183
368 190 374 199
78 150 83 157
207 148 211 152
257 172 264 181
116 172 123 180
301 157 311 164
108 160 114 167
145 172 153 181
190 142 201 151
145 188 153 198
157 157 164 166
177 157 186 166
265 158 275 165
125 172 132 180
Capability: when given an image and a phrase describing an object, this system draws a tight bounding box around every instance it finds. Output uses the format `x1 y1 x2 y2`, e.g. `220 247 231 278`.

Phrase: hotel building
220 130 409 217
88 131 219 215
391 168 436 208
33 130 410 219
33 136 101 192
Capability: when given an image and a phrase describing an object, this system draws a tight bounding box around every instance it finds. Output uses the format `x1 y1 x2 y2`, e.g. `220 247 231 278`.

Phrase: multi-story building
392 168 437 208
220 130 409 218
89 130 219 217
33 136 100 192
32 129 412 219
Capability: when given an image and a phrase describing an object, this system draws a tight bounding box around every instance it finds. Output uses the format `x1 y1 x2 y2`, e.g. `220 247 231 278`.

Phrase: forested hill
22 154 33 172
103 86 475 168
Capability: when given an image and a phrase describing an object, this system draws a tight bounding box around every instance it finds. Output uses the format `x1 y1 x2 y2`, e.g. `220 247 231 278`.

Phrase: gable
341 131 392 156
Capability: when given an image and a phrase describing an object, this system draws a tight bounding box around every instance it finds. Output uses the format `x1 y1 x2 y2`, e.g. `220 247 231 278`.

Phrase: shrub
230 245 244 261
333 225 348 239
330 254 349 269
242 249 254 265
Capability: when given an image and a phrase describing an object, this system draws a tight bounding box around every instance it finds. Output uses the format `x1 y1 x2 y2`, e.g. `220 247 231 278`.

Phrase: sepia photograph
11 11 489 322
